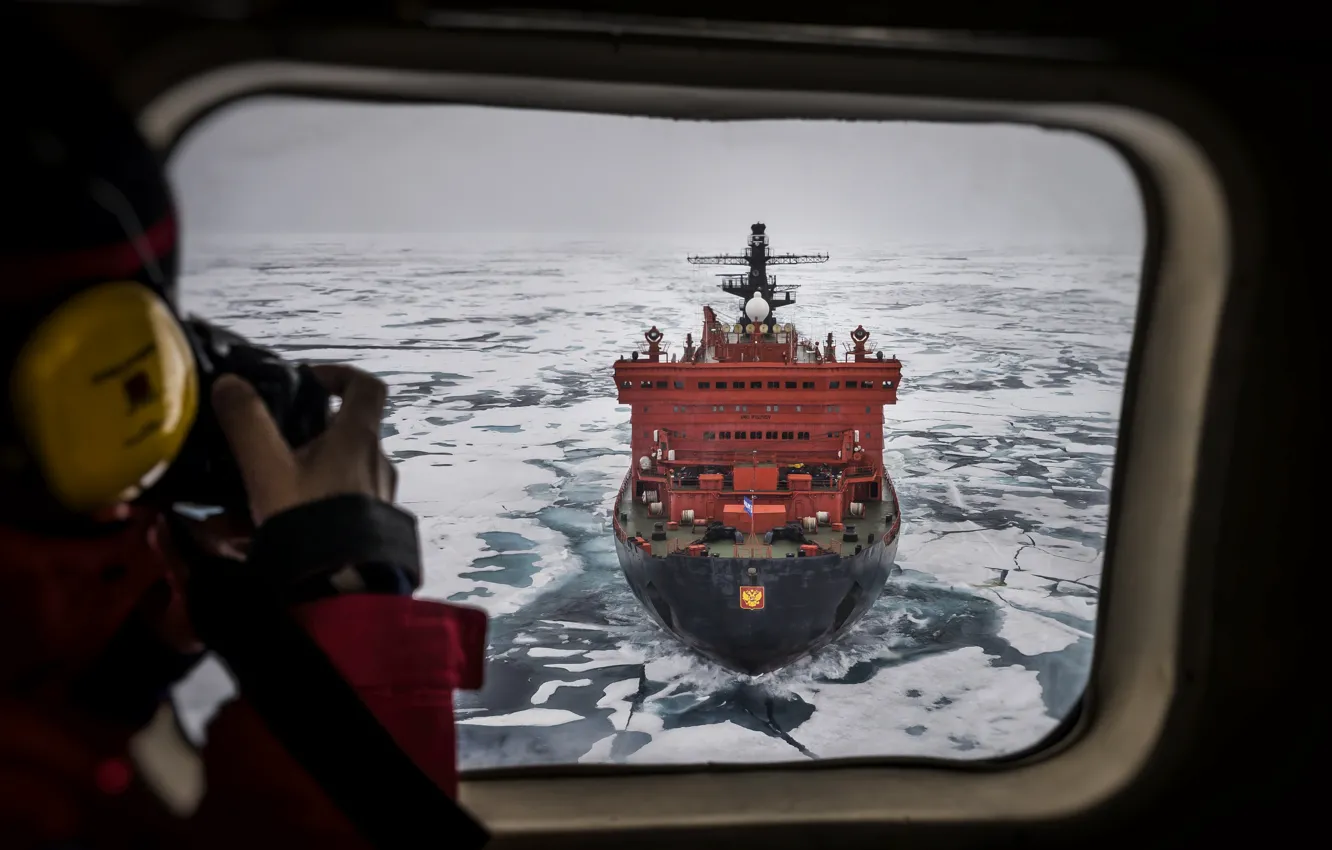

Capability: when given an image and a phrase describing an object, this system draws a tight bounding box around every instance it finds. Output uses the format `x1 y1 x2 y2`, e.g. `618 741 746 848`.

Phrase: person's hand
209 364 398 527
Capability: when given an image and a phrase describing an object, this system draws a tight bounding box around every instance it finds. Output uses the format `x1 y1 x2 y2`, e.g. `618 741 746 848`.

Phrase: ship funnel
745 295 770 323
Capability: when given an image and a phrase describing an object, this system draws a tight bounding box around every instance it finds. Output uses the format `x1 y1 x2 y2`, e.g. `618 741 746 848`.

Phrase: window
179 96 1141 771
640 380 651 389
751 381 762 389
861 380 873 388
750 431 762 439
843 383 856 391
656 380 668 389
768 381 780 388
734 431 747 440
765 431 778 439
829 380 840 389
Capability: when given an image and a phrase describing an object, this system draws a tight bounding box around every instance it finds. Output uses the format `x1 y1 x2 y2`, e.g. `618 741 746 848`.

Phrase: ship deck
619 486 897 559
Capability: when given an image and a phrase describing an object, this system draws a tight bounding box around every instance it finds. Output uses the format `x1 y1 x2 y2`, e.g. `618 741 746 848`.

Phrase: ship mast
686 223 828 320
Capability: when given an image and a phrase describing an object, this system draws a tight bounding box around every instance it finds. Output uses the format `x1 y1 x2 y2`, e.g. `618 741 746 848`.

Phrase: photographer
0 33 488 850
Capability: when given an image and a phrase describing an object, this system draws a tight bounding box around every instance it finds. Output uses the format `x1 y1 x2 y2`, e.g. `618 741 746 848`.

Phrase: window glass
173 98 1142 770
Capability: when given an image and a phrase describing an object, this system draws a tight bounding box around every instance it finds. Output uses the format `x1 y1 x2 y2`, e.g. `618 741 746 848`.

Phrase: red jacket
0 514 487 849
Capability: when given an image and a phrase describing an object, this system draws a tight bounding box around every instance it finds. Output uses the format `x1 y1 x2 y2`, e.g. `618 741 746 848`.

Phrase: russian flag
743 496 753 516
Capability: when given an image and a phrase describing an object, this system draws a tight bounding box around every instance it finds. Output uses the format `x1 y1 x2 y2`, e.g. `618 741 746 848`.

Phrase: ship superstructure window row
666 405 873 421
702 431 812 440
624 378 895 390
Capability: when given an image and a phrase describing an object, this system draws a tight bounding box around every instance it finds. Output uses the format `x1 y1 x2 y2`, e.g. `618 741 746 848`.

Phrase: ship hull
615 525 900 675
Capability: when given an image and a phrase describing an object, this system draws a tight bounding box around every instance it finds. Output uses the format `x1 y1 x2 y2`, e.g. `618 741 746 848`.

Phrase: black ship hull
615 525 900 675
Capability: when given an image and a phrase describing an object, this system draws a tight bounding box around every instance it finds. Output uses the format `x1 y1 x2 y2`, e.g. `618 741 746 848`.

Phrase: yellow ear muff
9 280 199 512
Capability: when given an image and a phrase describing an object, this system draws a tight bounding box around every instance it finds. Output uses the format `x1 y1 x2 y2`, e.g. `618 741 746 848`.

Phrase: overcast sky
169 98 1143 250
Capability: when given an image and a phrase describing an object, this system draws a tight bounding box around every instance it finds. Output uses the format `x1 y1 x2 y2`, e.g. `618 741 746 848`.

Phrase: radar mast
686 223 829 319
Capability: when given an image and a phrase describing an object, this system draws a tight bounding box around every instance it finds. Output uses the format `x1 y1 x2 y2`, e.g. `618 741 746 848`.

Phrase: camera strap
181 498 489 849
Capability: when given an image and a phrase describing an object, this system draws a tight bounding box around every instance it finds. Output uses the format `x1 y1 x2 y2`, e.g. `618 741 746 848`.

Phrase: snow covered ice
174 232 1138 768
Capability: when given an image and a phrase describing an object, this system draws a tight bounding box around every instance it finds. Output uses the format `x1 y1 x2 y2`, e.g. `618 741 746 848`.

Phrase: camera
147 317 332 512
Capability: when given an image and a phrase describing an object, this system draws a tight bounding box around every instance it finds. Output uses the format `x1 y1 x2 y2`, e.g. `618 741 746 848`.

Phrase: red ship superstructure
610 223 905 675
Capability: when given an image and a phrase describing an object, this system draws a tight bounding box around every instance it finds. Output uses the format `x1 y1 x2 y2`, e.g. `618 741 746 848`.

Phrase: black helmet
1 38 178 315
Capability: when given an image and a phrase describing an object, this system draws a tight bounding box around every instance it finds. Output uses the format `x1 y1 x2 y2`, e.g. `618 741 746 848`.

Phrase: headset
5 277 201 514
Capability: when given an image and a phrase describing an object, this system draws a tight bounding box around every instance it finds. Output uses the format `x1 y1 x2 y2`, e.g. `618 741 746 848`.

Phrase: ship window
785 381 796 388
698 381 710 389
750 431 763 439
765 405 772 412
866 406 872 413
674 380 685 389
750 381 762 389
797 432 810 440
829 380 840 389
768 381 780 388
844 383 857 391
640 380 652 389
802 381 815 389
795 405 802 412
720 431 731 439
738 405 747 412
704 432 716 440
620 381 631 388
765 431 778 439
782 431 795 440
861 380 874 388
715 381 727 389
883 380 894 388
656 380 669 389
735 432 746 440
